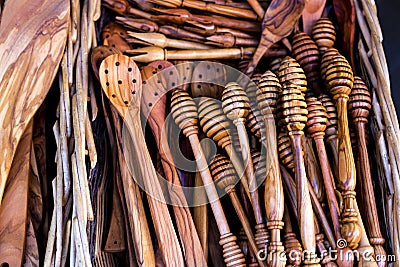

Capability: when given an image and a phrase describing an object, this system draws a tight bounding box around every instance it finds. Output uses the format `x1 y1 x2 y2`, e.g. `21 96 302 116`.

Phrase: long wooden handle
336 97 362 249
113 111 155 266
290 134 317 258
124 117 185 266
264 118 285 267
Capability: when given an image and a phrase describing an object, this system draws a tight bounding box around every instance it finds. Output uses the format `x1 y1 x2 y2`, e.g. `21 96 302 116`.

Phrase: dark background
377 0 400 112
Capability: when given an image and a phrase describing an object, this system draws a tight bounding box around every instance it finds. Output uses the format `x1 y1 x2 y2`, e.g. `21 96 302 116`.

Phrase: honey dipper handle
289 133 317 257
336 97 356 191
188 134 231 235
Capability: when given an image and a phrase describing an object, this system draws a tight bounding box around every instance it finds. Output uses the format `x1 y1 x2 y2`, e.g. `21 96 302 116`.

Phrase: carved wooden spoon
140 65 207 266
99 54 185 266
0 0 69 205
245 0 305 76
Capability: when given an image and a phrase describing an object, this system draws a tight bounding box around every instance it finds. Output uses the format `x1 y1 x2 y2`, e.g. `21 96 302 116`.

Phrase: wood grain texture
246 0 305 75
0 122 32 267
0 0 69 204
141 66 207 266
100 54 185 266
301 0 326 35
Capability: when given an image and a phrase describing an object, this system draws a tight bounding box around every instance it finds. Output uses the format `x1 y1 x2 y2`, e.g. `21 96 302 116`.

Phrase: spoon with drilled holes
99 54 185 266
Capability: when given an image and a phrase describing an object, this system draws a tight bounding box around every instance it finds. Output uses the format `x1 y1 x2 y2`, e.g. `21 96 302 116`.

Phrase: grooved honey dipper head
256 70 282 117
210 154 238 192
197 97 233 150
170 89 199 136
311 18 336 53
318 93 338 140
348 76 371 122
280 86 308 132
278 57 307 95
321 52 354 99
291 32 322 95
251 150 267 185
222 82 251 123
278 131 294 170
306 96 328 137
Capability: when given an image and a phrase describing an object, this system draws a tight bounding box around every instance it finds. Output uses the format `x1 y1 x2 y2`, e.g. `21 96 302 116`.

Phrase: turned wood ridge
170 89 246 267
222 82 270 251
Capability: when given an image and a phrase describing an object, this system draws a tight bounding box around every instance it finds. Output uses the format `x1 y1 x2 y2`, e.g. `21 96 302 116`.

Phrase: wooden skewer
100 54 185 266
170 89 246 267
349 77 386 266
222 82 269 251
197 97 252 201
140 65 208 266
305 95 354 267
255 70 286 267
321 50 362 249
278 81 320 266
210 154 267 267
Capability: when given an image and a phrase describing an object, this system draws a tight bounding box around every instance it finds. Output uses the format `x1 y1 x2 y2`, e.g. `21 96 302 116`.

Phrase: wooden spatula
0 0 69 204
99 54 185 266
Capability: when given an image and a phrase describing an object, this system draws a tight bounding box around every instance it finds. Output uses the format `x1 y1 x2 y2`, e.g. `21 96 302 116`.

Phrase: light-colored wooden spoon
0 0 69 205
99 54 185 266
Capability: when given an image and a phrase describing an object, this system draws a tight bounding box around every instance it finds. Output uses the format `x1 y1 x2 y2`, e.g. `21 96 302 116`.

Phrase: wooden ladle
99 54 185 266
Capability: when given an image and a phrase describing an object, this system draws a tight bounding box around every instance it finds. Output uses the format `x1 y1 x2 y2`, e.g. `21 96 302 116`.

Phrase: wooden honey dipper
306 95 354 267
282 160 337 267
311 18 336 54
255 70 286 267
245 74 265 143
291 31 322 95
282 203 303 266
320 51 362 249
197 97 252 202
349 77 386 266
318 93 339 178
278 83 320 266
210 154 267 267
277 56 308 96
170 90 246 267
221 82 270 251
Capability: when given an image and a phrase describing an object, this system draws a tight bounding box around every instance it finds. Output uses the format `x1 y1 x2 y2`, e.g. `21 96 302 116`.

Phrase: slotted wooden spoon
0 0 69 205
99 54 185 266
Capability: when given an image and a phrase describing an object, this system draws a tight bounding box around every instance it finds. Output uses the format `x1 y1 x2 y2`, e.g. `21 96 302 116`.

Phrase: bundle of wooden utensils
0 0 396 266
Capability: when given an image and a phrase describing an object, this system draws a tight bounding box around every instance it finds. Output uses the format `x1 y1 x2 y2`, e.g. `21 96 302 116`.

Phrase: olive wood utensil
321 50 362 249
255 70 287 267
311 17 336 54
210 154 267 267
0 122 32 266
349 77 386 266
301 0 326 35
128 32 213 50
149 0 259 20
245 0 305 76
221 82 270 252
0 0 69 205
126 46 287 63
99 54 185 266
279 85 320 267
140 65 208 266
170 90 246 267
